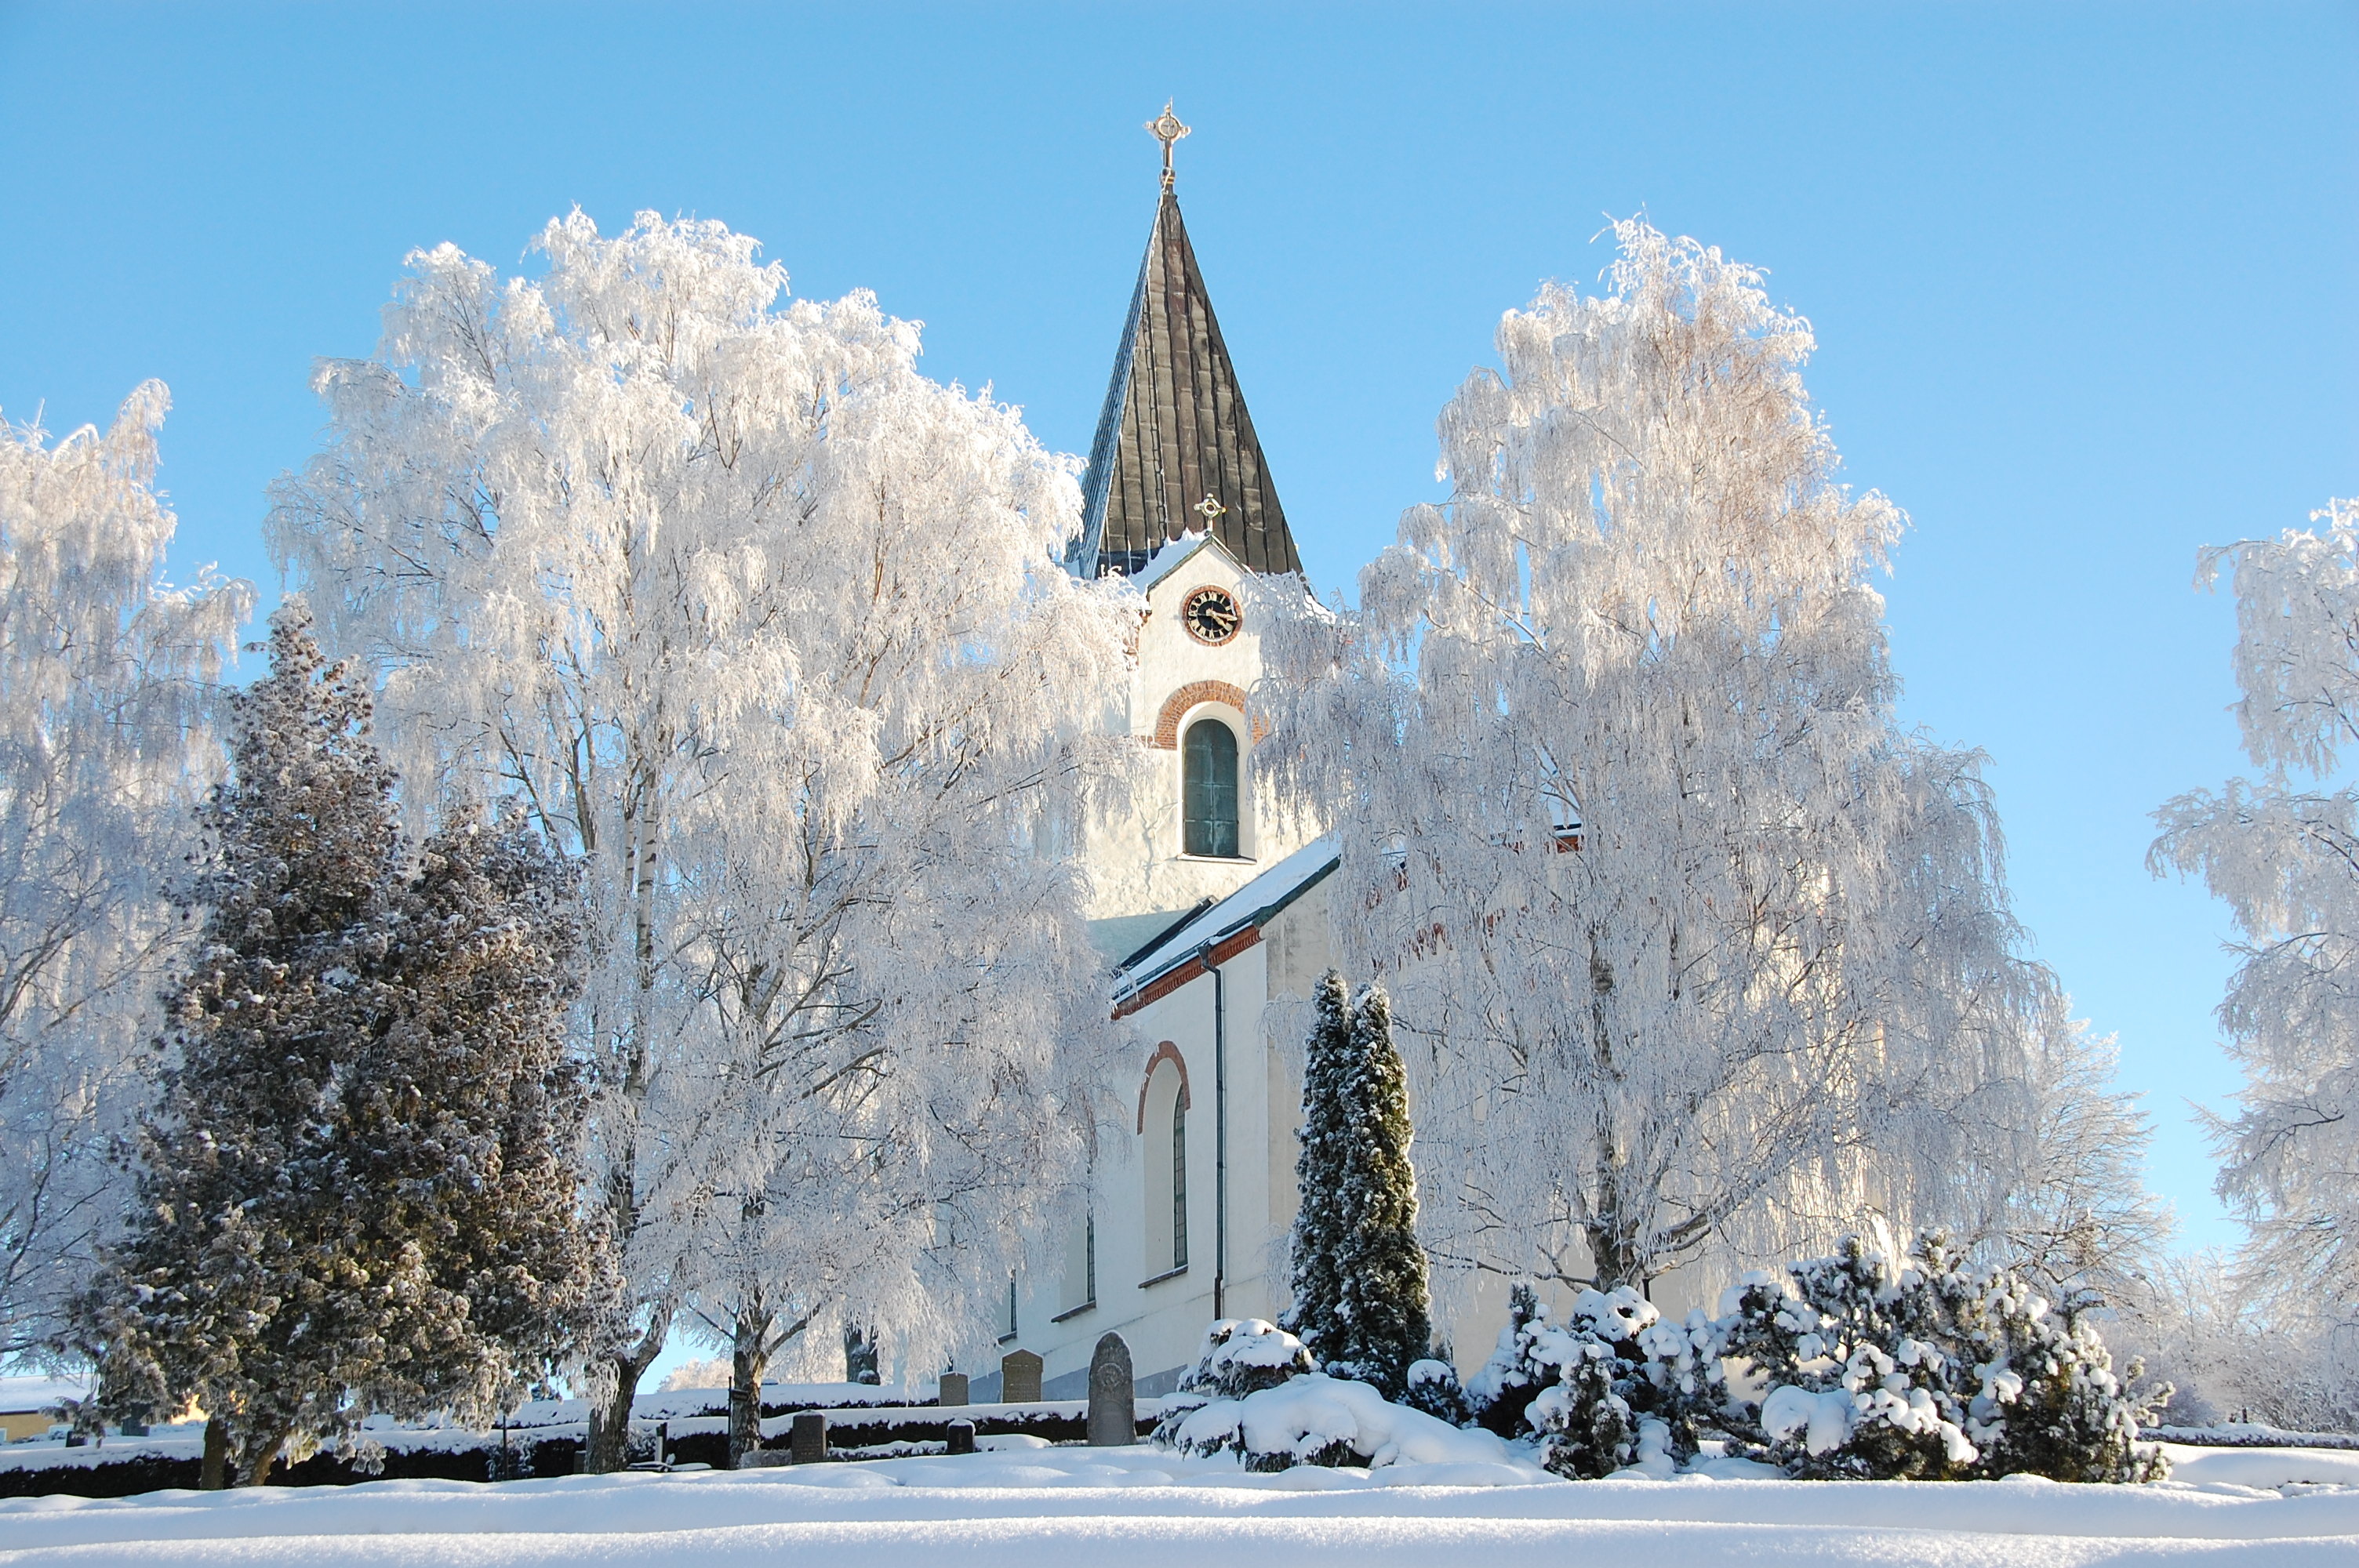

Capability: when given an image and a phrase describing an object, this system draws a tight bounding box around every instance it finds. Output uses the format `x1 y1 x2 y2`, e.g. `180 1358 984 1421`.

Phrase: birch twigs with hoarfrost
0 386 249 1355
2153 498 2359 1329
271 212 1133 1466
1254 221 2071 1301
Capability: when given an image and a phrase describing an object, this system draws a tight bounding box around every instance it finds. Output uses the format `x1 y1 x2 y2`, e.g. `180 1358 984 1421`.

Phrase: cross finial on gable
1147 100 1190 193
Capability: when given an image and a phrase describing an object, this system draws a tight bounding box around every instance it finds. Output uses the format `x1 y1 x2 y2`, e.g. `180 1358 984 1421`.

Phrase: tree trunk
237 1422 295 1487
1587 1220 1649 1295
588 1301 672 1473
199 1417 229 1490
729 1300 773 1468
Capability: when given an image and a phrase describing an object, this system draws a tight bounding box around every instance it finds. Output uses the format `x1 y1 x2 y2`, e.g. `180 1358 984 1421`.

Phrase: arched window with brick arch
1141 1052 1189 1277
1182 717 1239 858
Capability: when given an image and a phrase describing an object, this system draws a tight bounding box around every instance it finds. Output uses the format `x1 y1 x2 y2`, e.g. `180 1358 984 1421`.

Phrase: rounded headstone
1086 1331 1136 1446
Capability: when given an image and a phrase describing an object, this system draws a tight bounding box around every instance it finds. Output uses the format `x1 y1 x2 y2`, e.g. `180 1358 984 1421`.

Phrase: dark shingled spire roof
1073 187 1302 579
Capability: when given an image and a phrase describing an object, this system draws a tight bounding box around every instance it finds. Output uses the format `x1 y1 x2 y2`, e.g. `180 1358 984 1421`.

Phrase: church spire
1073 106 1302 580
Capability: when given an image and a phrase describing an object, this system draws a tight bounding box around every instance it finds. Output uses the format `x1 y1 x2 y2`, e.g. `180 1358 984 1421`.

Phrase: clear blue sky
3 3 2353 1265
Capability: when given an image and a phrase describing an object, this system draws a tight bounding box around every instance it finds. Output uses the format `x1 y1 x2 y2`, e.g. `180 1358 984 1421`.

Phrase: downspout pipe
1199 942 1227 1320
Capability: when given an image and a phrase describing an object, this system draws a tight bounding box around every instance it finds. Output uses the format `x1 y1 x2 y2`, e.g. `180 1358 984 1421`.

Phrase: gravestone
790 1410 828 1464
1086 1331 1136 1446
946 1418 977 1456
1000 1348 1044 1403
938 1372 970 1407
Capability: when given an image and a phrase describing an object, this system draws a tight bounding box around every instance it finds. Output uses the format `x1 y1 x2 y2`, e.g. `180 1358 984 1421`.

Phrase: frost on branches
1253 220 2061 1300
0 384 249 1356
1282 971 1431 1398
269 212 1134 1468
2154 498 2359 1331
81 609 612 1488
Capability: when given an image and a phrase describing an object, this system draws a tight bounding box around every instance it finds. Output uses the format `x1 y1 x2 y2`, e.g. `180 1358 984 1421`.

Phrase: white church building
974 112 1538 1399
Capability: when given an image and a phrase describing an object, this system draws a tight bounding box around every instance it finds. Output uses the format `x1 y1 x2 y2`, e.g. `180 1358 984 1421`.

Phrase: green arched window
1182 718 1240 858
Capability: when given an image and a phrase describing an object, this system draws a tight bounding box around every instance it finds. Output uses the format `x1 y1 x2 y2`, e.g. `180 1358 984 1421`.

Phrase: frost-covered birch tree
0 385 249 1356
2152 498 2359 1330
270 212 1132 1467
1255 222 2049 1299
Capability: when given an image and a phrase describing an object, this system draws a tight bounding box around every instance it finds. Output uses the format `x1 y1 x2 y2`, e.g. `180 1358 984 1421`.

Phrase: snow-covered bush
1161 1320 1314 1411
1155 1321 1503 1472
1161 1371 1509 1472
1957 1272 2168 1484
1152 1319 1324 1466
1469 1280 1720 1478
1467 1283 1550 1440
1721 1235 2167 1483
1401 1357 1472 1427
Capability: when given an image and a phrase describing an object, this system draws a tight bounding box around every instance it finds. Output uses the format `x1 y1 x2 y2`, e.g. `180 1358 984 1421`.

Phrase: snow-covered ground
0 1442 2354 1566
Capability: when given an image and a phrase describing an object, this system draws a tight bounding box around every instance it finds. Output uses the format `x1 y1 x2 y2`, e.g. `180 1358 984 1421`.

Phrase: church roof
1073 164 1302 581
1110 837 1338 1018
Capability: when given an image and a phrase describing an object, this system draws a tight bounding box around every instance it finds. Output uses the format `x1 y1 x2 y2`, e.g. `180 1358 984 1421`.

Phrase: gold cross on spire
1146 100 1190 193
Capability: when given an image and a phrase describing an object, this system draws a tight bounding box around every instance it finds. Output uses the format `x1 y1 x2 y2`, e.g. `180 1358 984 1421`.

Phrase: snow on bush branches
1468 1236 2165 1483
1469 1281 1720 1478
1153 1319 1503 1472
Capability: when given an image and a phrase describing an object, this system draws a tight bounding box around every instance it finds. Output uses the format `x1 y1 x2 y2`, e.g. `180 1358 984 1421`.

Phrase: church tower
1076 104 1318 940
1005 107 1342 1401
1072 103 1303 581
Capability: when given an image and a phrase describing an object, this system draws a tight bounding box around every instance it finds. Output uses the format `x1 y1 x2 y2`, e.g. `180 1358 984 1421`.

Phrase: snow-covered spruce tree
269 212 1133 1468
80 608 612 1486
1282 972 1432 1397
2152 499 2359 1336
1252 220 2050 1301
0 384 249 1356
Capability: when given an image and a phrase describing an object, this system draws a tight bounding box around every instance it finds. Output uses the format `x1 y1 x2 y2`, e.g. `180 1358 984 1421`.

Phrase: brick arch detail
1136 1040 1192 1134
1152 680 1268 750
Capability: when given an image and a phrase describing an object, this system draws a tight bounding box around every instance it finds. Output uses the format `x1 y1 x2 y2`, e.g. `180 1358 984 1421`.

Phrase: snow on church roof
1111 836 1338 1017
1131 529 1230 596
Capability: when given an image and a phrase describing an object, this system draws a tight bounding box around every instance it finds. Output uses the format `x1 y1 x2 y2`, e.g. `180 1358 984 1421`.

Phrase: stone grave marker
938 1372 970 1407
1086 1331 1135 1446
946 1418 977 1456
1000 1347 1044 1403
790 1410 828 1464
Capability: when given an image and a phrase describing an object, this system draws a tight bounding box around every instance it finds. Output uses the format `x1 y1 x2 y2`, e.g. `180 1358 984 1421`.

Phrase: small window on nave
1182 717 1240 858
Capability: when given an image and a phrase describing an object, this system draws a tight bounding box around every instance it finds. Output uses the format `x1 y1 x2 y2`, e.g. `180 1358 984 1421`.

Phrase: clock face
1182 585 1241 645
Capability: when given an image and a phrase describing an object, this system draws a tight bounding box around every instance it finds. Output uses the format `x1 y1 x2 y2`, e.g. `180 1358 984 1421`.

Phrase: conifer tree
81 607 612 1486
1283 972 1430 1399
1282 973 1350 1367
